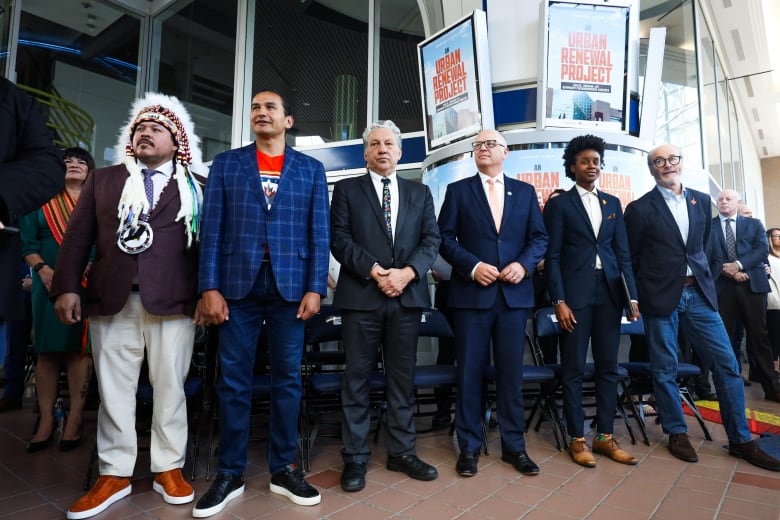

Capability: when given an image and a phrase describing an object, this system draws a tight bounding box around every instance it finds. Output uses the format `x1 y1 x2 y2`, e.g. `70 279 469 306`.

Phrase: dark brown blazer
50 164 201 317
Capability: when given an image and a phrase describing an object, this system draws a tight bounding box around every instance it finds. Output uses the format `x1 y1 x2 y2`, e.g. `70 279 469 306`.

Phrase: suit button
497 239 502 244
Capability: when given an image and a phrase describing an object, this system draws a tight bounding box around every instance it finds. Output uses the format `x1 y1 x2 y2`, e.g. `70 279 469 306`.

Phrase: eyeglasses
651 155 682 168
472 140 506 150
771 235 780 239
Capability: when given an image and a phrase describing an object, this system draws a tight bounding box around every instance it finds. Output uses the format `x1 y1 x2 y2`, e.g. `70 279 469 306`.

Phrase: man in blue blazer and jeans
544 134 639 468
193 90 330 517
438 129 547 477
624 143 780 471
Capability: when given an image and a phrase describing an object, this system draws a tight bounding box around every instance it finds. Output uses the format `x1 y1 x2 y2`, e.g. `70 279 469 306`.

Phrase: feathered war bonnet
114 92 206 248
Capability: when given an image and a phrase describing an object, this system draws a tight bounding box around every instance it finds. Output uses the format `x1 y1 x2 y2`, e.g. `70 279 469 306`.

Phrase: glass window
377 1 424 133
14 2 140 167
157 0 237 162
251 1 369 144
639 0 701 168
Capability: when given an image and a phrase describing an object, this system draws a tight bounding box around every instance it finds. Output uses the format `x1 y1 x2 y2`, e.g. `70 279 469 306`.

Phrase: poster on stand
537 0 634 132
418 10 494 153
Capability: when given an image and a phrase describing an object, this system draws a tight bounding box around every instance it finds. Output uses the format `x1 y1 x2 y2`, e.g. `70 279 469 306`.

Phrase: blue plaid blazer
198 144 330 301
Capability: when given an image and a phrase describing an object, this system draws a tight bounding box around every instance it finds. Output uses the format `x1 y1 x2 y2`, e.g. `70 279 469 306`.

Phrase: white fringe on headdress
114 93 206 248
116 157 203 248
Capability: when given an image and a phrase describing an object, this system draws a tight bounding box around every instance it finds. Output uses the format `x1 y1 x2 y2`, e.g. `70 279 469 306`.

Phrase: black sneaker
192 473 245 518
270 465 321 506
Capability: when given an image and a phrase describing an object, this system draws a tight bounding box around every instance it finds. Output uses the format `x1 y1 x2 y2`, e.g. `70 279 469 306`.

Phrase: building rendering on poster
538 0 633 132
417 10 494 153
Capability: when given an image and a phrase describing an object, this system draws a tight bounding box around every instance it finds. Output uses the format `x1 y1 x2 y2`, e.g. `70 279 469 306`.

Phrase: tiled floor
1 382 779 520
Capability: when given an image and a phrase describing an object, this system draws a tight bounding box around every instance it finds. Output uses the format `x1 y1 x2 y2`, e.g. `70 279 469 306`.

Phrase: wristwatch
33 262 47 272
551 300 565 306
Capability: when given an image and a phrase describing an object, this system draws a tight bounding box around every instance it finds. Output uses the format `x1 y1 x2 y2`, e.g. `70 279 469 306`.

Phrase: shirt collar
139 161 174 177
478 171 504 184
369 170 396 184
656 184 687 201
719 212 738 223
575 184 598 198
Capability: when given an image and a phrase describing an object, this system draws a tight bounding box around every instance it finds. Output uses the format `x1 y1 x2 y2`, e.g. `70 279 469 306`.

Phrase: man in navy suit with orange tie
194 90 330 516
543 135 639 468
438 129 547 477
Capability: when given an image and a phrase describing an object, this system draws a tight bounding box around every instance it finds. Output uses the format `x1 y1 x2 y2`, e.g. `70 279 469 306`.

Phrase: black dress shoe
192 473 245 518
386 454 438 481
456 451 479 477
501 450 540 475
340 462 367 492
26 431 54 453
0 397 22 412
729 440 780 471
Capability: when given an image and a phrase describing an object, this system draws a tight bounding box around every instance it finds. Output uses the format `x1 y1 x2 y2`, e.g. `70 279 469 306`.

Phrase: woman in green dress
20 147 94 452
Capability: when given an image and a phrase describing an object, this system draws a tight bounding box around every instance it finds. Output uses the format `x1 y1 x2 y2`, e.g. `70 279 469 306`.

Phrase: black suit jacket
330 173 440 310
0 78 64 320
624 187 717 316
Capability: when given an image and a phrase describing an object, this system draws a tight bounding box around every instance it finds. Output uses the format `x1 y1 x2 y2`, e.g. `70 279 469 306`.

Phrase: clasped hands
722 262 749 282
372 265 414 298
474 261 526 287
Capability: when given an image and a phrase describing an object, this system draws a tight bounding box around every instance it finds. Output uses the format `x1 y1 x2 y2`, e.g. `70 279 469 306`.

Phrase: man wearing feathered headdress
50 93 205 519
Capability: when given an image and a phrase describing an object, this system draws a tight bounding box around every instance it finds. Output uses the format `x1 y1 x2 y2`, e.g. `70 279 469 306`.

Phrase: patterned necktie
382 178 392 237
487 178 501 232
725 218 737 261
141 168 158 211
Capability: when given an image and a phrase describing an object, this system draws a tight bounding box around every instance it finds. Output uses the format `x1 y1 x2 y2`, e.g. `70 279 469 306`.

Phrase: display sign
417 10 494 153
423 146 654 216
538 0 633 132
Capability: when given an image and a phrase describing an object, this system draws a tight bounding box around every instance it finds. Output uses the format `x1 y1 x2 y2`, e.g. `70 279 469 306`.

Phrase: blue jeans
643 285 751 444
216 262 304 475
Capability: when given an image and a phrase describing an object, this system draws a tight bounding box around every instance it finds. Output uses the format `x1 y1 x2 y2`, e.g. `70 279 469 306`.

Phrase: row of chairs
81 304 712 484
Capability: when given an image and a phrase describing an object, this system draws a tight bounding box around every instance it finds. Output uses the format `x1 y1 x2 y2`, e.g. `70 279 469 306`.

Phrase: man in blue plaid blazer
193 90 329 517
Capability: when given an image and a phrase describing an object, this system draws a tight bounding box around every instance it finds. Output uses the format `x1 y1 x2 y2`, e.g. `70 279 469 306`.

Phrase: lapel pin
507 191 512 196
690 198 697 205
602 199 607 205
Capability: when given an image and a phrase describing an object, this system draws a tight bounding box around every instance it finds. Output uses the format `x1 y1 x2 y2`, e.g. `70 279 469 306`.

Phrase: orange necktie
487 178 501 232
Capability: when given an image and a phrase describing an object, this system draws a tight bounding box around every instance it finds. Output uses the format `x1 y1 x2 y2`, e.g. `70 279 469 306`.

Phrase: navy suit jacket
544 187 637 309
438 174 548 309
710 214 771 294
198 144 330 302
624 187 717 316
330 174 440 311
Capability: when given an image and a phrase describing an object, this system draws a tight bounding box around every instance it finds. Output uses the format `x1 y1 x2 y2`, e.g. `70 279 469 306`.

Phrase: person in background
534 188 566 363
624 143 780 471
710 189 780 403
330 120 440 492
438 129 547 477
543 134 639 468
766 227 780 373
20 147 95 453
52 94 206 519
0 265 33 412
194 90 329 517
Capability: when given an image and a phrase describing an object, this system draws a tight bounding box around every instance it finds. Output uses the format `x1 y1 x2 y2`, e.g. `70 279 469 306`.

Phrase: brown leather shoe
592 436 638 465
153 468 194 504
67 475 131 519
668 433 698 462
569 438 596 467
729 440 780 471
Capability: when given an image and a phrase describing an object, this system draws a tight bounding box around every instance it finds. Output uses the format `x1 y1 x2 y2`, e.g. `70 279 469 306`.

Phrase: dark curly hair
562 134 605 181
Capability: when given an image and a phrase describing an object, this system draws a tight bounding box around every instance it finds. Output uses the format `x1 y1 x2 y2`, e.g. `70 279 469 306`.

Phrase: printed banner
542 2 629 130
418 11 492 152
